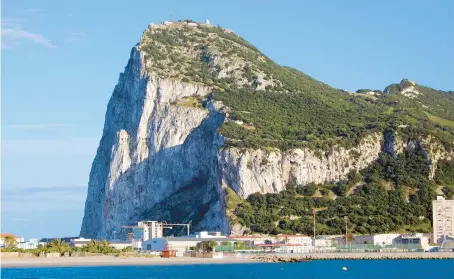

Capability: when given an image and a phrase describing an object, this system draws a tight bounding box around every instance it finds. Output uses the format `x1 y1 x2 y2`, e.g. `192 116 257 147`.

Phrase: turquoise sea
2 260 454 279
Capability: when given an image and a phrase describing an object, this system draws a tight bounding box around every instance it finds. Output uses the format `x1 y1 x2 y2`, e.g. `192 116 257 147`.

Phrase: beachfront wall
276 245 313 253
185 251 224 258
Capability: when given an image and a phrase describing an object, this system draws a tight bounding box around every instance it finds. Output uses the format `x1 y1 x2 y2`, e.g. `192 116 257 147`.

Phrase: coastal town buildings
18 238 39 249
432 196 454 243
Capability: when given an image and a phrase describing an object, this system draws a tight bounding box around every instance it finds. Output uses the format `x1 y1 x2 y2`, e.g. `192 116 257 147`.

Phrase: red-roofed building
0 233 22 248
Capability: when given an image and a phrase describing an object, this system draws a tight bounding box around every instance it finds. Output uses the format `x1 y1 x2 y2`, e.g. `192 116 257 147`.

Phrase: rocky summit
80 20 454 239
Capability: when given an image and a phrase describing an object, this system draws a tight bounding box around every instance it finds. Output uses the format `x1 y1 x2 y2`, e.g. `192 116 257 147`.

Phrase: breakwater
254 252 454 262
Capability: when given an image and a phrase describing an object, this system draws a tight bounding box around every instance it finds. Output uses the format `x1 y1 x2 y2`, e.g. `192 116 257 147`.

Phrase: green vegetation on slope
215 89 389 150
231 148 453 235
215 87 454 150
435 160 454 198
140 22 454 151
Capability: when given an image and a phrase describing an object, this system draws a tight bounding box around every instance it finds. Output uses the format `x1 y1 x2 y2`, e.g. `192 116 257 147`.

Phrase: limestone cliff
80 44 228 239
218 134 382 199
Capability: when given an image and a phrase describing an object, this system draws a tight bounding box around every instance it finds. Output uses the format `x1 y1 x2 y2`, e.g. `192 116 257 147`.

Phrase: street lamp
113 231 116 243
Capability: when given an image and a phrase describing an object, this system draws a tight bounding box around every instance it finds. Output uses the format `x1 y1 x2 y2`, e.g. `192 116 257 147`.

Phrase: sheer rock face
218 134 382 199
80 46 228 239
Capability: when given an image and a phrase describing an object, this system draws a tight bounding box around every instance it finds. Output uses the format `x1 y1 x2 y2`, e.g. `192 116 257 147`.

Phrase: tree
3 236 17 248
196 241 217 252
122 246 133 252
208 241 217 251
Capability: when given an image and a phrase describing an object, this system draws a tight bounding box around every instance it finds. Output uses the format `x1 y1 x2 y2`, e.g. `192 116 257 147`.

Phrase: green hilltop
140 20 454 151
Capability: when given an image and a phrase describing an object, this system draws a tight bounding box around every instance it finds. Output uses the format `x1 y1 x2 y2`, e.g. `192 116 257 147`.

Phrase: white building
18 238 39 249
276 234 313 246
132 239 143 250
133 221 164 241
336 234 401 246
192 231 225 238
70 237 92 248
432 196 454 243
395 233 430 250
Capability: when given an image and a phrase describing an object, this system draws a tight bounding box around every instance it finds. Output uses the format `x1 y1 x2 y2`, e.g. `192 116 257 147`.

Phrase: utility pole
313 208 316 249
312 207 328 251
344 216 348 249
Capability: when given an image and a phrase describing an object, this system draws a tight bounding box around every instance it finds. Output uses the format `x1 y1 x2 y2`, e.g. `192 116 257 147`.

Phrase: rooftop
1 233 19 238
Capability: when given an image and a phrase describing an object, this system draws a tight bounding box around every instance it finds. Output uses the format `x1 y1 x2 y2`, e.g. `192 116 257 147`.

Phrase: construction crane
121 225 138 229
162 221 192 236
312 207 328 248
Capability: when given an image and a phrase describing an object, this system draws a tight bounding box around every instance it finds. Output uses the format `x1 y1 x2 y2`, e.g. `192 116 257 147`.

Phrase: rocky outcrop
420 136 454 179
218 134 382 199
382 131 405 157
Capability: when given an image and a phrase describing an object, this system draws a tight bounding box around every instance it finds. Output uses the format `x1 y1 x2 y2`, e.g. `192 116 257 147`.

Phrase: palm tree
47 238 70 254
3 235 17 248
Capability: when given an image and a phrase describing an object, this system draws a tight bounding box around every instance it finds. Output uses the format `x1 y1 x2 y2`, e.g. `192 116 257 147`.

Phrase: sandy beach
2 252 454 268
1 256 259 268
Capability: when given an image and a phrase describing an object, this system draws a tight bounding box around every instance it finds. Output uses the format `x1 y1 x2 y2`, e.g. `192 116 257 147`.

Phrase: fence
214 245 234 252
332 244 426 252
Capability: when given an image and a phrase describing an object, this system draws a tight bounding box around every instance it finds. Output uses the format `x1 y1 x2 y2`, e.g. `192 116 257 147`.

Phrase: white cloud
8 123 72 130
65 32 87 43
1 27 56 49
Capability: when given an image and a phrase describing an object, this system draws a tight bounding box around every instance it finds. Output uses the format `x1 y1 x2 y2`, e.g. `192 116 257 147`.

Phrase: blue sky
2 0 453 239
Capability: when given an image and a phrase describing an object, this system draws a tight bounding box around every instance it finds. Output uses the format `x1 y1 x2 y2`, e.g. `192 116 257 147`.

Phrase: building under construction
121 221 191 241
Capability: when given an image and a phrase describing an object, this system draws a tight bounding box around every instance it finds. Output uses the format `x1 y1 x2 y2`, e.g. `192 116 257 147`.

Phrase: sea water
2 260 454 279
